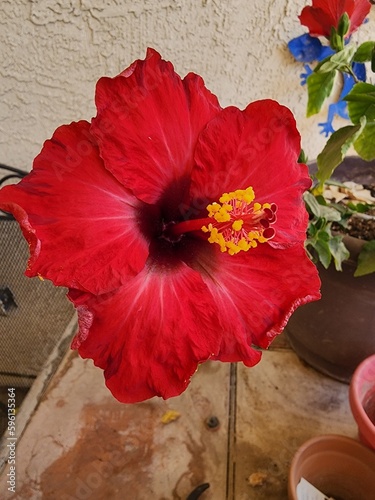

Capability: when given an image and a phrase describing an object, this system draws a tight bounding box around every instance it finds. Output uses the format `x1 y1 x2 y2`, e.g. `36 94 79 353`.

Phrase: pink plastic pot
288 434 375 500
349 353 375 450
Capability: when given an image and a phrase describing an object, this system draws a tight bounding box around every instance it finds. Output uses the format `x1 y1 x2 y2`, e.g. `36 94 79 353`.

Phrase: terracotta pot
349 354 375 450
288 434 375 500
286 157 375 383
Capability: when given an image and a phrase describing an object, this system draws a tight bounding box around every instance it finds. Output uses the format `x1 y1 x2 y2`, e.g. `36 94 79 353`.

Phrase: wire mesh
0 165 75 435
0 219 75 388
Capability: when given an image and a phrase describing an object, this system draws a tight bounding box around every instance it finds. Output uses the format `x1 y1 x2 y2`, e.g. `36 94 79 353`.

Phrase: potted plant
286 0 375 382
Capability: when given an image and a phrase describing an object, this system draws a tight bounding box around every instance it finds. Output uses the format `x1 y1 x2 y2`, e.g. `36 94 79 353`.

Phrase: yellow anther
232 219 243 231
202 186 276 255
214 210 230 223
238 238 250 251
207 203 220 214
219 193 231 203
243 188 255 203
212 202 233 223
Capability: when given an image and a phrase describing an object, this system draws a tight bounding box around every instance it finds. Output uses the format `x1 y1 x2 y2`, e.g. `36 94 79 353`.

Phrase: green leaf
306 217 352 271
314 54 335 73
319 46 356 73
315 47 356 75
316 117 367 185
353 41 375 62
298 149 308 164
315 231 332 269
306 70 336 117
318 61 340 73
304 192 342 221
345 82 375 124
354 241 375 276
306 236 332 269
329 46 356 67
319 205 342 221
328 236 350 271
337 13 350 39
354 122 375 160
347 201 373 213
329 26 344 52
304 191 322 218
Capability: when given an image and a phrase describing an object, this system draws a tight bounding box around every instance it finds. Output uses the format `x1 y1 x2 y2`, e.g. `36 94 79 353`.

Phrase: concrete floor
0 333 358 500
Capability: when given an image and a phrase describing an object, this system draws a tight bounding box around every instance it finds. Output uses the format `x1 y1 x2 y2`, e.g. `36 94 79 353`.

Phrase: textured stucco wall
1 0 374 171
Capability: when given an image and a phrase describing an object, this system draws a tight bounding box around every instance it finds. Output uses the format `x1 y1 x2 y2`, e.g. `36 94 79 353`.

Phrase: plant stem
345 65 359 84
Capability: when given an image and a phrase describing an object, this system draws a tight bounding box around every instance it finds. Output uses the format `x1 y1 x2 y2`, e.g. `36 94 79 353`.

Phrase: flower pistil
169 186 277 255
201 187 277 255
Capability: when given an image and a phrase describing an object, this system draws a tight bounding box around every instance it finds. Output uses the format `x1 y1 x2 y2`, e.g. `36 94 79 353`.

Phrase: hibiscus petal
299 0 370 37
194 244 321 354
91 48 221 205
0 121 149 294
69 263 225 403
346 0 371 34
190 100 311 246
299 6 335 37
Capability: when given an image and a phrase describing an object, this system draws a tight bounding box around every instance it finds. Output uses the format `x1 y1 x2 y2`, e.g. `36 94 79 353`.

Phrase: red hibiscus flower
0 49 320 403
299 0 371 38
